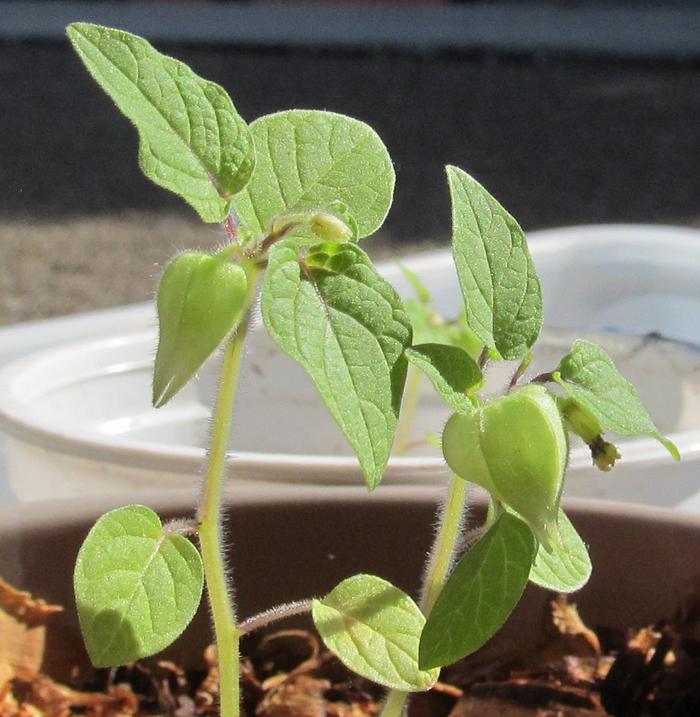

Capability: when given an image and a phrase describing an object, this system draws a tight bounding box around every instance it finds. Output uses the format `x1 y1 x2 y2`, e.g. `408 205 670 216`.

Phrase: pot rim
2 228 700 483
1 337 698 484
2 486 700 532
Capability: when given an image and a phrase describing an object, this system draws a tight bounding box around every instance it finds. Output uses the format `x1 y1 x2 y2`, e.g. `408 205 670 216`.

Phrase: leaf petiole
224 214 239 244
507 350 533 392
238 600 313 636
530 370 555 384
393 367 423 456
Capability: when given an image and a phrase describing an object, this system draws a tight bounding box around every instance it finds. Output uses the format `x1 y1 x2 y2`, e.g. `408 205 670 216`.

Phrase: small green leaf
153 252 248 407
312 574 439 691
554 340 679 460
451 312 487 360
419 513 535 669
235 110 394 239
74 506 203 668
405 344 482 413
262 239 411 489
398 263 432 305
404 300 452 346
529 509 591 593
442 385 568 548
447 166 542 360
67 23 254 222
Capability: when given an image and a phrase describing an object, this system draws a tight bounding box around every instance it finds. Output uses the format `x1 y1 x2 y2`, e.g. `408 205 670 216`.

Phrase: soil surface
3 580 700 717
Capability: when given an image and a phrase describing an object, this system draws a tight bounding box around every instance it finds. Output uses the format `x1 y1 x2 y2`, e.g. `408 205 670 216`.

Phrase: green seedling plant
67 22 679 717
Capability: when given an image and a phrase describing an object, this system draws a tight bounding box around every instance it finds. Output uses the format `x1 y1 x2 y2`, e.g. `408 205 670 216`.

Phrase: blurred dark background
1 0 699 321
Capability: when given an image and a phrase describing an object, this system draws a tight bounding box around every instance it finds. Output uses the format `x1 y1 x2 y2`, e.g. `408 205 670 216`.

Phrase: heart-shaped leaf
448 166 542 360
405 344 482 414
554 340 679 460
530 508 591 593
67 23 255 222
419 512 535 669
262 239 412 489
74 505 203 668
235 110 394 239
442 385 568 548
312 574 439 691
153 252 248 407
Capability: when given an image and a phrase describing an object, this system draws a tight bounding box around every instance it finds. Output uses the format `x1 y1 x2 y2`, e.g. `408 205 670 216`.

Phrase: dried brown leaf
257 676 329 717
0 580 64 687
0 581 63 627
628 626 660 656
551 596 601 657
195 645 220 712
27 675 138 717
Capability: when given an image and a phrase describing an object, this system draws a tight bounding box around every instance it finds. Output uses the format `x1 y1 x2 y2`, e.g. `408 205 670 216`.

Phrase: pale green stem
197 264 260 717
393 368 422 456
380 474 468 717
419 475 469 614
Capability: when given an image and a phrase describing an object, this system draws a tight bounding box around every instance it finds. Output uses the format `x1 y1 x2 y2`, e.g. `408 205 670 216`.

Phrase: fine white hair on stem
454 525 488 558
163 517 198 536
195 419 236 615
418 481 469 610
238 600 314 636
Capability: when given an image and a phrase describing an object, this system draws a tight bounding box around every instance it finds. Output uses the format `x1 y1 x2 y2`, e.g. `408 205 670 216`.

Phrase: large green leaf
74 506 203 668
235 110 394 239
312 574 438 691
405 344 481 414
67 23 254 222
153 252 248 407
262 239 411 489
419 512 536 669
529 508 591 593
447 166 542 360
554 340 679 459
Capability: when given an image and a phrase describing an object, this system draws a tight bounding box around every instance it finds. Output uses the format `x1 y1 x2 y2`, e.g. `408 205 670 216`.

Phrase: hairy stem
197 263 260 717
393 368 423 456
419 476 469 614
380 475 469 717
238 600 313 636
224 214 239 244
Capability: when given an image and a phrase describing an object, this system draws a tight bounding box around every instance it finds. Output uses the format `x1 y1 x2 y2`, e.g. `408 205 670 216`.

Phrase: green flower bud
153 251 248 407
559 398 600 444
310 212 354 243
442 385 568 550
559 398 621 472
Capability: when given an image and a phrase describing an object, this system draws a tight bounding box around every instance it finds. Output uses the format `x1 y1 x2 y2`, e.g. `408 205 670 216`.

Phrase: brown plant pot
2 485 699 698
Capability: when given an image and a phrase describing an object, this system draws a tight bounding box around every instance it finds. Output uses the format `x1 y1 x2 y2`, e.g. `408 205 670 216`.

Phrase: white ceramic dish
1 225 699 505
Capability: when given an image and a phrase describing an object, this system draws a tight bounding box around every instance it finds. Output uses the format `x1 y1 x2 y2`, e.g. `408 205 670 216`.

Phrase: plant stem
419 475 469 614
381 689 411 717
393 368 422 456
238 600 313 636
380 474 468 717
530 370 554 384
197 263 260 717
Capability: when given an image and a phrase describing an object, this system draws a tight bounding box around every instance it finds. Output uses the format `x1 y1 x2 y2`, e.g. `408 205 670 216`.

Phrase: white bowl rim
2 226 700 482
